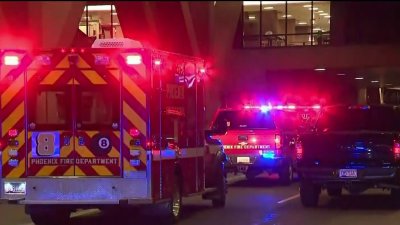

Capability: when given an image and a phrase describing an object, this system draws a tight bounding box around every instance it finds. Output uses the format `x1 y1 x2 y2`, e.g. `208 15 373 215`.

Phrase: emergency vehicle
209 104 320 185
0 38 227 225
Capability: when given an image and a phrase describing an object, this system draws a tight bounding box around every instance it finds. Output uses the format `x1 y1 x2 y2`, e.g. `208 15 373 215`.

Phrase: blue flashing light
262 152 275 159
260 103 272 113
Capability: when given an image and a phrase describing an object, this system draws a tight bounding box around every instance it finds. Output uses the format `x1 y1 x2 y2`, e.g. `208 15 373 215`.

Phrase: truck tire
212 163 227 208
160 176 182 224
279 164 293 186
327 188 342 197
29 205 70 225
300 180 320 207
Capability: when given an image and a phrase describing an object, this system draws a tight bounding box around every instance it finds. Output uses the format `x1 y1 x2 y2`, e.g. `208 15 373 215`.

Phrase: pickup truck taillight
296 142 303 159
393 141 400 160
275 134 282 149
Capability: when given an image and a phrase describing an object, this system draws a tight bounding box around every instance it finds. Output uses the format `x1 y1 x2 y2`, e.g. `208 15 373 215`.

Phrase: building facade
1 1 400 123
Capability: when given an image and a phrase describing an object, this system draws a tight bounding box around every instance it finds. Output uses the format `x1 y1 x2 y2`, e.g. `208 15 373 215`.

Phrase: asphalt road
2 174 400 225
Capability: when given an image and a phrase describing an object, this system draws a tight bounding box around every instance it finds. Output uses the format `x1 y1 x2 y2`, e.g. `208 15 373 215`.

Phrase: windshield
316 106 400 131
212 110 276 131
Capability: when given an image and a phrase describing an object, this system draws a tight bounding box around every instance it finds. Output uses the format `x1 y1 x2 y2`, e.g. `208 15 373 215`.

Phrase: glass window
77 89 119 128
35 91 68 125
312 1 331 45
261 2 286 47
243 1 261 48
287 1 312 46
79 4 124 39
212 110 276 131
242 1 330 48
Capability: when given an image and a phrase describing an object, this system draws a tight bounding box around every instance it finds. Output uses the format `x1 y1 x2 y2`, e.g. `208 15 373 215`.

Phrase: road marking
277 194 300 204
20 208 100 225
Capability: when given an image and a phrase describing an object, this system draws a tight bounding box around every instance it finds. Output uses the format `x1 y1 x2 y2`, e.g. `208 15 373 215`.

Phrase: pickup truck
297 105 400 207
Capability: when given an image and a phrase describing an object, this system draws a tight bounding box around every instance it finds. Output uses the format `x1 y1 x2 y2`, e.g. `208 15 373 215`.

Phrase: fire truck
209 104 320 185
0 38 227 225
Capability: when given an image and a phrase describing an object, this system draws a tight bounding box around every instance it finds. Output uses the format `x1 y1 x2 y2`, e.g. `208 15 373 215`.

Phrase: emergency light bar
3 55 19 66
243 104 321 111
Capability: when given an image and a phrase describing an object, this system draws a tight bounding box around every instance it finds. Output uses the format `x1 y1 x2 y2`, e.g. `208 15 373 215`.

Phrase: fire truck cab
0 38 226 225
209 104 320 185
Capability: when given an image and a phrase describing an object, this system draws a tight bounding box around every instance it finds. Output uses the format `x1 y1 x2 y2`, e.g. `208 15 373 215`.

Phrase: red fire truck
209 104 320 185
0 38 227 225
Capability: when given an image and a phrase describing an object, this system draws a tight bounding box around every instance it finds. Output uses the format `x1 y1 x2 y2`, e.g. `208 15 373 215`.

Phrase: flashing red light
126 54 142 65
70 48 76 53
3 55 20 66
154 59 162 66
129 128 140 137
276 105 285 110
200 68 206 74
8 129 18 138
275 134 282 149
61 48 66 53
80 48 85 53
312 105 321 110
287 105 296 110
394 141 400 160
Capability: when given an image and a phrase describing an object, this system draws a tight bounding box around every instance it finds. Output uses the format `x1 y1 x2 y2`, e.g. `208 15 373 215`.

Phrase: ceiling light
318 10 324 13
355 77 364 80
264 6 274 10
303 4 312 7
112 12 117 15
298 22 307 25
314 68 326 71
309 7 318 10
320 13 328 16
282 14 292 18
337 73 346 76
249 15 256 20
371 80 379 83
313 28 321 31
85 5 115 11
324 15 331 18
386 83 393 86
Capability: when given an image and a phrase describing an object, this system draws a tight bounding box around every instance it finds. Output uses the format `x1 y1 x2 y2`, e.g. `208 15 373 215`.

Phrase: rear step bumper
299 167 397 180
7 177 150 205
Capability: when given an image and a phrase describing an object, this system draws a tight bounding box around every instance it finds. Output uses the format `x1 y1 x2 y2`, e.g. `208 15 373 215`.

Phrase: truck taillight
129 128 140 137
275 134 282 149
126 54 142 65
393 141 400 160
8 129 18 138
3 55 20 66
296 142 303 159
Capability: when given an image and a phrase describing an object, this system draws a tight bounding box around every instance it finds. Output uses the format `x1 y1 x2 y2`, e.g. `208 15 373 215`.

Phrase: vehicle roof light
200 68 206 74
154 59 162 66
287 105 296 110
312 105 321 110
260 104 272 113
126 54 142 65
3 55 20 66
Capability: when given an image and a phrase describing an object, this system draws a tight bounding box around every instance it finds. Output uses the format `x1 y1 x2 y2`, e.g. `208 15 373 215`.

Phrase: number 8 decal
37 133 56 156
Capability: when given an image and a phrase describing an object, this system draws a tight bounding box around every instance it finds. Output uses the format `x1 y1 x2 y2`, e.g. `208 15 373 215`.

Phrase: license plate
237 157 250 163
4 181 26 195
339 169 357 178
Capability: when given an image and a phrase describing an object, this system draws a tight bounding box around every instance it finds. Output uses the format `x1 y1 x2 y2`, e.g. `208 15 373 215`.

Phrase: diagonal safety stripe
81 70 107 85
2 130 27 166
122 75 147 108
36 166 58 176
108 69 120 82
2 102 24 137
67 78 80 85
120 53 147 79
6 157 26 178
91 166 113 176
123 158 136 172
56 55 70 69
1 72 24 108
63 166 74 176
1 70 36 109
39 70 64 85
123 101 147 135
77 55 91 69
108 147 120 158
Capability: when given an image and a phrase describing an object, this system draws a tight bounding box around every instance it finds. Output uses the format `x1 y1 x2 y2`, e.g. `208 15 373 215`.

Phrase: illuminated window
79 4 124 39
242 1 330 48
